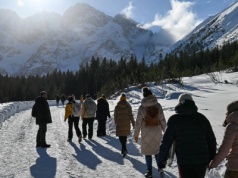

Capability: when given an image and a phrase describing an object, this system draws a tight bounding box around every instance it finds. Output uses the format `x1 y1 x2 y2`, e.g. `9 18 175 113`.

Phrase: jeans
145 153 159 171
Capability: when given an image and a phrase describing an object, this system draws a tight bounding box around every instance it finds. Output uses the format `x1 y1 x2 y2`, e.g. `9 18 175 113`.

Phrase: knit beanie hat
226 100 238 115
142 87 152 97
120 93 126 101
178 93 193 103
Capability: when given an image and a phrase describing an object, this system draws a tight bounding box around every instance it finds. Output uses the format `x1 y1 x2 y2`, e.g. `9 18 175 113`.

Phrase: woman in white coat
134 87 167 178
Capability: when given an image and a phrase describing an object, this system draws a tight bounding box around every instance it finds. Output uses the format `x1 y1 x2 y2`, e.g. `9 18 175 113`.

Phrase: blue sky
1 0 236 41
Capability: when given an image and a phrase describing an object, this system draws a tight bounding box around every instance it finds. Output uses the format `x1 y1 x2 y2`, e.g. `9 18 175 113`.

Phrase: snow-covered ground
0 72 237 178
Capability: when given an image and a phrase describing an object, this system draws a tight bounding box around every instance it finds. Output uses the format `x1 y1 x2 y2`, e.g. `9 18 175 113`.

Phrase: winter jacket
210 111 238 171
96 97 110 121
64 102 72 120
114 100 135 136
81 97 97 118
159 100 217 166
34 96 52 125
134 95 166 155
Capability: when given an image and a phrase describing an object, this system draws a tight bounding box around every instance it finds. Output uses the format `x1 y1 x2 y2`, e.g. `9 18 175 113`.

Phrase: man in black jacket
158 93 216 178
33 91 52 148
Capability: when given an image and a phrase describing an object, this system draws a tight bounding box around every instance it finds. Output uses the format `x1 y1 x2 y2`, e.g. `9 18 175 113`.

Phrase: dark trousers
68 116 82 140
97 119 106 136
82 117 94 139
36 123 47 145
178 164 207 178
119 136 127 154
145 154 159 171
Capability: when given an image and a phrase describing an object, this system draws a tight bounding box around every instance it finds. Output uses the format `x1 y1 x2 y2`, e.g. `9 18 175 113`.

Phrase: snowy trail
0 106 177 178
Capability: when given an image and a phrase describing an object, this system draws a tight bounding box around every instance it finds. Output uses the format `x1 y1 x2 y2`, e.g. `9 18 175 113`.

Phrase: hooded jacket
34 96 52 125
210 111 238 171
159 100 216 165
134 95 166 155
81 97 96 118
114 99 135 136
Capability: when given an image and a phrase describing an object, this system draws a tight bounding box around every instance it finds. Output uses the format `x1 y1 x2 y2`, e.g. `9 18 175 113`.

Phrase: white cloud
141 0 202 42
18 0 24 7
120 1 135 19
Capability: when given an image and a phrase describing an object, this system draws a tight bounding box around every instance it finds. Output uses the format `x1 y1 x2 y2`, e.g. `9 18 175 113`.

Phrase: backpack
31 103 37 117
85 100 96 115
72 102 81 116
145 105 160 126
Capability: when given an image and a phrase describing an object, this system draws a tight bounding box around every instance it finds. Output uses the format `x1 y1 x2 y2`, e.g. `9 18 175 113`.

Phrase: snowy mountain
167 1 238 55
0 3 168 76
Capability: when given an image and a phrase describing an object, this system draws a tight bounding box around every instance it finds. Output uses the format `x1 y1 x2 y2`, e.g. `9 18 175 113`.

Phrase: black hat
40 91 47 96
142 87 152 97
68 96 74 102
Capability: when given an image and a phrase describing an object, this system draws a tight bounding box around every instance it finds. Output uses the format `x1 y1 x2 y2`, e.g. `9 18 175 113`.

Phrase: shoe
123 151 127 157
67 138 72 142
158 169 165 178
144 170 152 178
41 144 51 148
78 136 82 143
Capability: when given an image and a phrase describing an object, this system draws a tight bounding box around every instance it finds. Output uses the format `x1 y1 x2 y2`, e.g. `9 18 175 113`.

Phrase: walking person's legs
101 119 107 136
73 116 82 143
88 118 94 139
82 119 88 138
68 116 73 141
145 155 153 177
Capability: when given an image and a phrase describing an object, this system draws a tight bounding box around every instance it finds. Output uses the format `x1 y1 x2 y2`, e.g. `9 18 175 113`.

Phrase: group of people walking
31 88 238 178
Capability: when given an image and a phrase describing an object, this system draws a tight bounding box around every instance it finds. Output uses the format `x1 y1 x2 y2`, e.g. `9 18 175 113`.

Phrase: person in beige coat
134 87 166 178
114 93 135 157
209 100 238 178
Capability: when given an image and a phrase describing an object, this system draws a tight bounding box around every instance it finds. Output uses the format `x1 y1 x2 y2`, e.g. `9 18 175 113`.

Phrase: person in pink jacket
209 100 238 178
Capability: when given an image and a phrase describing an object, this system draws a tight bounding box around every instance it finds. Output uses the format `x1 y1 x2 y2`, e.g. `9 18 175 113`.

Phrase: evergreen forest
0 41 238 103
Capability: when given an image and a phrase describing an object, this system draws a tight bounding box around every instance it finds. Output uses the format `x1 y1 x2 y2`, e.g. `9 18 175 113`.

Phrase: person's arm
158 117 176 168
209 124 235 168
206 120 217 162
159 104 167 132
134 106 143 142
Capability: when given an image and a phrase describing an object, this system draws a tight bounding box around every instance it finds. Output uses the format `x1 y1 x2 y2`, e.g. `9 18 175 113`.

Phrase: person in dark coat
61 94 66 106
158 93 217 178
34 91 52 148
96 94 111 137
56 95 60 107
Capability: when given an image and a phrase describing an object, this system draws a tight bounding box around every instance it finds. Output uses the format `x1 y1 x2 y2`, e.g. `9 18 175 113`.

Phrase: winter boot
144 170 152 178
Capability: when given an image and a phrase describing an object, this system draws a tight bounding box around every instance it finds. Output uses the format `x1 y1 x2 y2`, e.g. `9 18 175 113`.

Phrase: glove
134 136 138 143
158 163 166 169
64 118 67 122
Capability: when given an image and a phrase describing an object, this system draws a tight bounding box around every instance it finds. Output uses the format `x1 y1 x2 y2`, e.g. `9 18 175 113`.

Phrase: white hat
178 93 193 103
